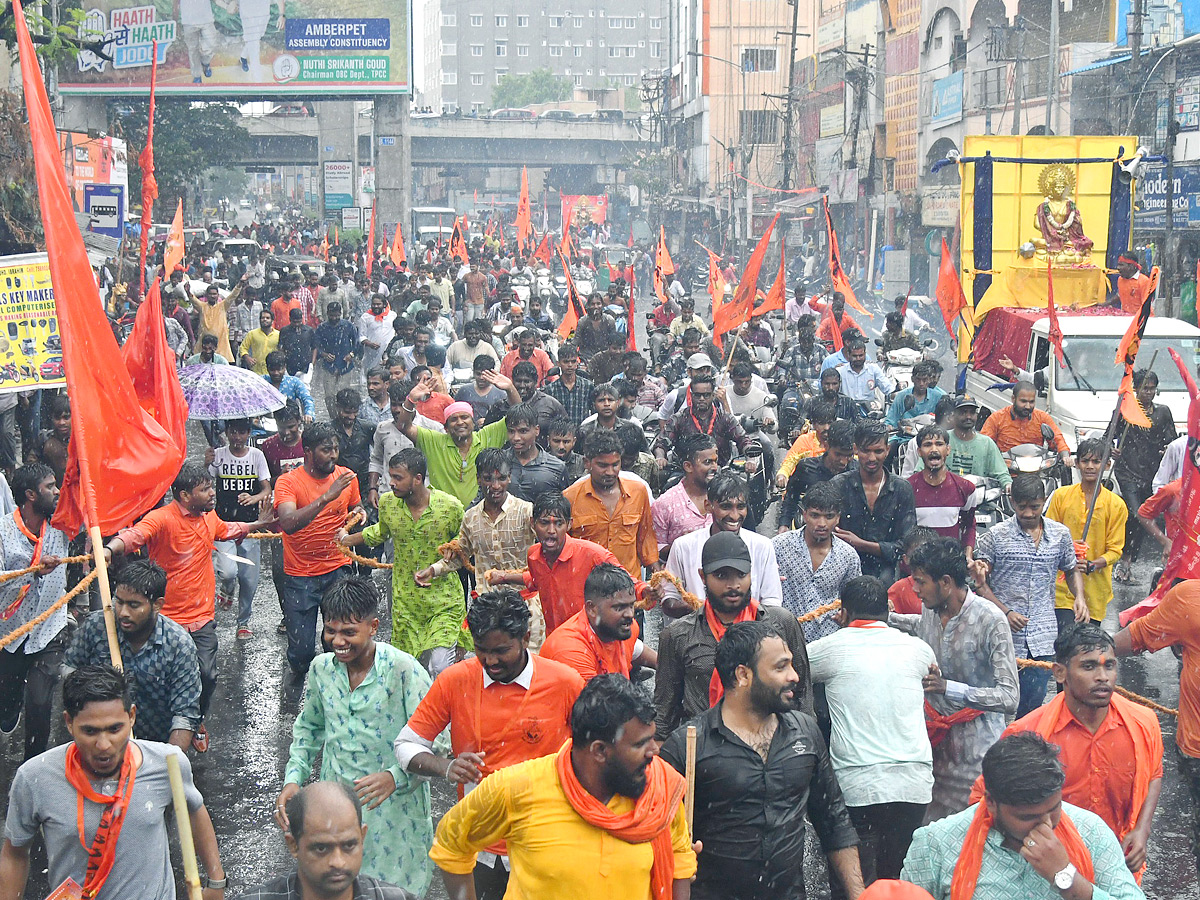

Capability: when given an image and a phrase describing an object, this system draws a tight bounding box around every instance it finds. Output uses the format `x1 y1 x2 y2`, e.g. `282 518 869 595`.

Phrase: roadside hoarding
562 194 608 227
0 254 68 395
324 160 354 211
62 0 411 96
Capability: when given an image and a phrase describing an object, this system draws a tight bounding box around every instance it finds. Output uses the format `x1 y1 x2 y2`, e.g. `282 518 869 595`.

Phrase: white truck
964 306 1199 450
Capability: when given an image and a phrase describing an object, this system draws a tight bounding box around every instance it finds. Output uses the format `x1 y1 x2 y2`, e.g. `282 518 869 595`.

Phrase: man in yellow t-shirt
239 307 280 376
1046 437 1127 626
430 675 697 900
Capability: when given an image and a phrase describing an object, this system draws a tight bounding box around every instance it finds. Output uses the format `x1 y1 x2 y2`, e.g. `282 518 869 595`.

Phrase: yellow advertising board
0 254 67 394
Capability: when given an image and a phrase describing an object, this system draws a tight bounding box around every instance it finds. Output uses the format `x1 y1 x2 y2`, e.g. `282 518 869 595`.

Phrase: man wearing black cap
654 530 809 739
944 395 1011 487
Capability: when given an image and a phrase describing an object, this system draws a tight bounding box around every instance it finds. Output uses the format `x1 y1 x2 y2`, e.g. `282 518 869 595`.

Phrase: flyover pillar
375 94 411 249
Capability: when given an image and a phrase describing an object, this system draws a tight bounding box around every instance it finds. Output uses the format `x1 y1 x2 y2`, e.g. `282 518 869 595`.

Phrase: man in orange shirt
488 493 655 635
815 293 862 345
500 328 554 385
971 624 1162 879
393 589 584 899
563 430 659 579
106 462 274 730
980 381 1071 464
1113 255 1154 314
275 421 364 679
1136 478 1200 579
1116 580 1200 881
541 563 657 682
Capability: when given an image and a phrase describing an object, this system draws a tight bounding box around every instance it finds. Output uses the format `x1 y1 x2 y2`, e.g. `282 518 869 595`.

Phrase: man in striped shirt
908 425 982 551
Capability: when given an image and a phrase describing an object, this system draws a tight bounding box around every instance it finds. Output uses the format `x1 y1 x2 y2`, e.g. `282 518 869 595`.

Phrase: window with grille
740 109 779 144
740 48 777 72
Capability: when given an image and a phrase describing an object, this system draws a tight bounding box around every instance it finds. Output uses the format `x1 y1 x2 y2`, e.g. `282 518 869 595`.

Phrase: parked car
489 107 535 120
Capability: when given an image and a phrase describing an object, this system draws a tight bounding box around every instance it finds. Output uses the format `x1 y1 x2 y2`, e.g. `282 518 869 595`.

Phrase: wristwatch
1053 862 1077 891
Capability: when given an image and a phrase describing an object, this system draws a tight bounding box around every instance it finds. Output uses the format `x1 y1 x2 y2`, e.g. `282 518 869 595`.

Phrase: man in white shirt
837 337 894 403
663 471 783 608
723 361 776 428
357 294 397 373
1154 434 1187 492
808 574 935 883
177 0 216 83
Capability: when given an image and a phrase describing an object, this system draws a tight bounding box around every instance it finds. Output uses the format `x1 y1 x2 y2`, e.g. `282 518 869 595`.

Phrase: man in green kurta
342 447 468 675
394 376 520 507
276 575 445 896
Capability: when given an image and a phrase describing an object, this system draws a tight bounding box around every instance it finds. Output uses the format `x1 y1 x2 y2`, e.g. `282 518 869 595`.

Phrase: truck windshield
1055 336 1200 392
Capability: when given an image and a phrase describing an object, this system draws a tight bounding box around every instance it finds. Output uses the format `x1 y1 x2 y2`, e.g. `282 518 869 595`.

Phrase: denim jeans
214 538 261 628
282 567 350 675
190 620 218 716
1017 654 1055 719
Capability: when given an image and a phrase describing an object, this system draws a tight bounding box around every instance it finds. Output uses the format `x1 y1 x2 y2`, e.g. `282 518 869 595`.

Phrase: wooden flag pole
684 724 697 838
166 752 205 900
88 525 123 670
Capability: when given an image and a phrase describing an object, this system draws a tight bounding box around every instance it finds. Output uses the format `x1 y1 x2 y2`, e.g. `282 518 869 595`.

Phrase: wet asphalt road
1 512 1195 899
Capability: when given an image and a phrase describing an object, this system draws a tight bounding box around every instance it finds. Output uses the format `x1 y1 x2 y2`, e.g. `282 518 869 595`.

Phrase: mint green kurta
284 643 437 895
362 489 470 656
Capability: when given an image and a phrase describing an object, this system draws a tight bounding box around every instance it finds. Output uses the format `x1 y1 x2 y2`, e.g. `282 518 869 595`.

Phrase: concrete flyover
239 114 648 168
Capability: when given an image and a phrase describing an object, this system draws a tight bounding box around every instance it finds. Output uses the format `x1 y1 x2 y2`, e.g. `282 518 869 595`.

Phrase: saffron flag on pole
703 244 728 350
515 166 533 253
557 249 586 340
652 226 673 305
824 197 870 316
715 214 778 339
532 231 552 267
448 216 467 264
1113 272 1156 429
137 41 160 296
13 0 182 536
163 200 184 275
390 222 407 267
1120 348 1200 625
122 278 189 452
1045 260 1065 368
756 241 787 315
934 238 971 333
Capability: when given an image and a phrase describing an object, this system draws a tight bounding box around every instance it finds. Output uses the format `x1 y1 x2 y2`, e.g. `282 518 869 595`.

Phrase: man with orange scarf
429 674 696 899
655 531 809 739
889 537 1018 821
661 621 864 899
901 732 1144 900
967 624 1162 881
0 665 227 900
542 563 658 681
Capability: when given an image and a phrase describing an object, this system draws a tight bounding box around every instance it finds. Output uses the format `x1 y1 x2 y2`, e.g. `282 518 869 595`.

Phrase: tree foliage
492 68 572 110
114 100 250 216
0 91 39 254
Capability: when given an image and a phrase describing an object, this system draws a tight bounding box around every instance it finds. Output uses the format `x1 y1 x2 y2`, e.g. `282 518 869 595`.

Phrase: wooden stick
166 752 204 900
88 525 122 671
684 724 697 838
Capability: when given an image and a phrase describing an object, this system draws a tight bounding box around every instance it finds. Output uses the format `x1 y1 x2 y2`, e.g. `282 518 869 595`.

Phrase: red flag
14 0 182 535
757 243 787 315
900 286 912 318
607 261 619 283
1121 348 1200 625
824 197 870 317
532 231 552 267
137 41 160 296
1045 260 1065 368
934 238 969 333
365 203 377 278
163 200 184 275
557 249 586 339
715 214 778 338
515 166 532 253
122 279 188 451
390 222 407 267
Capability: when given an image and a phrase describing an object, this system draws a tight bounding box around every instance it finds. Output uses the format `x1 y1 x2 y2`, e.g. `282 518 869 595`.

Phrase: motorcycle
511 273 533 306
646 312 673 371
734 397 779 531
572 265 595 297
962 474 1009 530
1003 425 1064 496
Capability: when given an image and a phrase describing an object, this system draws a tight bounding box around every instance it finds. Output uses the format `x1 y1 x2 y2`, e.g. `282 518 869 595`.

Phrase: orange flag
334 225 340 247
449 216 467 263
703 244 728 350
390 222 407 267
1118 371 1152 428
1045 261 1065 368
653 226 673 305
365 203 377 278
138 41 159 296
934 237 970 333
14 0 182 535
532 231 552 267
757 242 787 314
557 249 586 339
163 199 184 275
715 214 778 338
824 197 870 317
515 166 532 252
320 234 330 262
122 278 188 451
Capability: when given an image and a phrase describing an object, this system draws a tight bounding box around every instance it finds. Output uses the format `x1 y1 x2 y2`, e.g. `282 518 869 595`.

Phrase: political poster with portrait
561 194 608 229
60 0 411 95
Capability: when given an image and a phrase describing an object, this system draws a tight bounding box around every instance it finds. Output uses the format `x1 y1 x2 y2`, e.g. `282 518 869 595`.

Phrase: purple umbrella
179 363 287 420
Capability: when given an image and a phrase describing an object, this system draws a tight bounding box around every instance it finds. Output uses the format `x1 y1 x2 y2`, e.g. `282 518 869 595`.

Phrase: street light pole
781 0 802 191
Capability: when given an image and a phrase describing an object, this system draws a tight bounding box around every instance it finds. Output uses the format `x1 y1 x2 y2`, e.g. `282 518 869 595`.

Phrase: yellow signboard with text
0 254 67 394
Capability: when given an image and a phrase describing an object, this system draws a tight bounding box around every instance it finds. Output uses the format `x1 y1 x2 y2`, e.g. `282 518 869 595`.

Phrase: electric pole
1044 0 1059 132
780 0 802 190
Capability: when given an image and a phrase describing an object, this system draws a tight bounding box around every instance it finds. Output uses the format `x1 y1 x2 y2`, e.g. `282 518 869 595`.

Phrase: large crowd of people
0 231 1193 900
